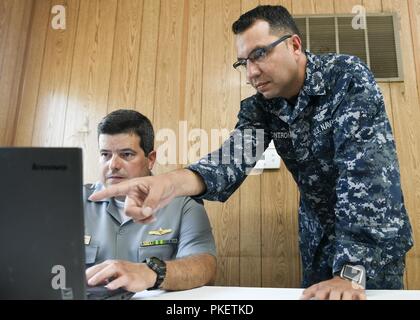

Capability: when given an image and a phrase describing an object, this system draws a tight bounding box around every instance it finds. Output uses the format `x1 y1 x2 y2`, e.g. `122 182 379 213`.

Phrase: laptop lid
0 147 86 299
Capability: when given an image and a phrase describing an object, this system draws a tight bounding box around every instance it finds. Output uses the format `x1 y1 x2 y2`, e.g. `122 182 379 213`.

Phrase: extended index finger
88 180 132 201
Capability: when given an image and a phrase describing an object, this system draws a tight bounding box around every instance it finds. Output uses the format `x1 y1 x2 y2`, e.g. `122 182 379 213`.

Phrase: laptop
0 147 133 300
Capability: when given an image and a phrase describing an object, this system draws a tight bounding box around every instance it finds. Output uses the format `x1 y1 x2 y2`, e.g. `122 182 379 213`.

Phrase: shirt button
118 229 126 235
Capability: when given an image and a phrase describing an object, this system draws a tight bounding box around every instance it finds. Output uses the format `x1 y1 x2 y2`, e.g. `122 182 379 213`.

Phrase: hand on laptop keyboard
85 260 157 293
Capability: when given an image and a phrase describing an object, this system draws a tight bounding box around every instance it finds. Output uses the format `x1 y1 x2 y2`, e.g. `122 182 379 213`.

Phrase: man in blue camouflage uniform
90 5 413 300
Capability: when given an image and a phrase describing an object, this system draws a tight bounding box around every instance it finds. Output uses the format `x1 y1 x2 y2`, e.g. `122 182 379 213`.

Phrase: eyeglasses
233 34 292 71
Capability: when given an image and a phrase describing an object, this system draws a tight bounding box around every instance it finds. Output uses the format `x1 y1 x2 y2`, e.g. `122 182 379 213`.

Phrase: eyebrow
237 44 266 59
99 148 137 153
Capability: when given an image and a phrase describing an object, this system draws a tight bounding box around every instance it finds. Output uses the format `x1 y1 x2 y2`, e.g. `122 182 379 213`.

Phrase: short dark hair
97 109 154 155
232 5 301 37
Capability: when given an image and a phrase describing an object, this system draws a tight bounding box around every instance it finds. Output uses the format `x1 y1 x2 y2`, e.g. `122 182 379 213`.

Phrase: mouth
106 176 126 183
255 81 270 91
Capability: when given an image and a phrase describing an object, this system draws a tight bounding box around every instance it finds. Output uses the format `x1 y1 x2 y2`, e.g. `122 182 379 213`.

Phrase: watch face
150 257 166 269
343 265 363 282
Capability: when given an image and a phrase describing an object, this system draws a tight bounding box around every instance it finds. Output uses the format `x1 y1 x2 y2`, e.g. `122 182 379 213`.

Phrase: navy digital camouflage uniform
188 51 413 289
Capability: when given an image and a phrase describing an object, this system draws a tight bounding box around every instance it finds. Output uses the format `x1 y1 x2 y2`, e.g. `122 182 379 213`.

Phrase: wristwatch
339 264 366 289
144 257 167 290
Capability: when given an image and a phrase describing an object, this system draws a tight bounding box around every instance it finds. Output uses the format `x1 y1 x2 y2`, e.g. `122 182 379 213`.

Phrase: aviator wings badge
148 228 172 236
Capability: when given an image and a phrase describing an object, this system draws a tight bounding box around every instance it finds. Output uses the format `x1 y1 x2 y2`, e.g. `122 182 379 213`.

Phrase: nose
246 60 261 83
109 154 122 171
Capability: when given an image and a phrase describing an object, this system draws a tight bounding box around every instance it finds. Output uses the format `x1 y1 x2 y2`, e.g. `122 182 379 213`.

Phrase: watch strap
144 257 166 290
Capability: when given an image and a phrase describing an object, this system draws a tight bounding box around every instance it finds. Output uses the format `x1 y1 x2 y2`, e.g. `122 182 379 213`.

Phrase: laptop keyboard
86 285 134 300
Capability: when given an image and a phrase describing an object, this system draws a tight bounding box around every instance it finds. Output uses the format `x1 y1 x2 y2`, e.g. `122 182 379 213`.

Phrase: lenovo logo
32 163 68 171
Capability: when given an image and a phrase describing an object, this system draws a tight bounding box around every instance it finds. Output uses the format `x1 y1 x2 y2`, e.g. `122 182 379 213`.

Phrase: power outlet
254 140 281 170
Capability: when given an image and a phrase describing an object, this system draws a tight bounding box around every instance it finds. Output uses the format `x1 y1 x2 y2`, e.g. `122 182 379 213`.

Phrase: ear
146 150 157 170
291 34 303 55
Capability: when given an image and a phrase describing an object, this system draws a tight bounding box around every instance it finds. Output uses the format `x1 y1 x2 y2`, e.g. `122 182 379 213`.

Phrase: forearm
184 97 269 202
161 254 217 291
168 169 206 198
187 127 267 202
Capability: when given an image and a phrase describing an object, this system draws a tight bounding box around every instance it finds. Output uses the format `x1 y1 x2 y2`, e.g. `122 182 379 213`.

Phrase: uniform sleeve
332 61 413 279
175 197 217 258
187 95 271 202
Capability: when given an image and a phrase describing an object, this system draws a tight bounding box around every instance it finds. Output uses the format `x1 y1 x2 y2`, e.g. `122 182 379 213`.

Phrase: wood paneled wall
0 0 32 146
1 0 419 289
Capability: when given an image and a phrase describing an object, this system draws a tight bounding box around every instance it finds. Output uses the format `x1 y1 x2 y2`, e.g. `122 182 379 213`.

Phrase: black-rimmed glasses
233 34 292 71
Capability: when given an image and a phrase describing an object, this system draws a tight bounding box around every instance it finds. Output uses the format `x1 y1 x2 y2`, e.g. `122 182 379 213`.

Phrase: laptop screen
0 148 86 299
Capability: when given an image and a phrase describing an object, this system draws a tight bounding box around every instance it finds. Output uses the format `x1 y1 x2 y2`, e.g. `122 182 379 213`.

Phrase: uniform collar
87 182 111 203
87 182 130 224
302 51 326 96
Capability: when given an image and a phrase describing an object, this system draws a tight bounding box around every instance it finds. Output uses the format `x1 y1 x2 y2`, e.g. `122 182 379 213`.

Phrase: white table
133 285 420 300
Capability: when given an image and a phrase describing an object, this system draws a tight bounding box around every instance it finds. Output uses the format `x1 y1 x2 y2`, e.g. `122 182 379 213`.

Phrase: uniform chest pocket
272 136 296 160
85 245 99 265
311 133 334 159
137 239 178 262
